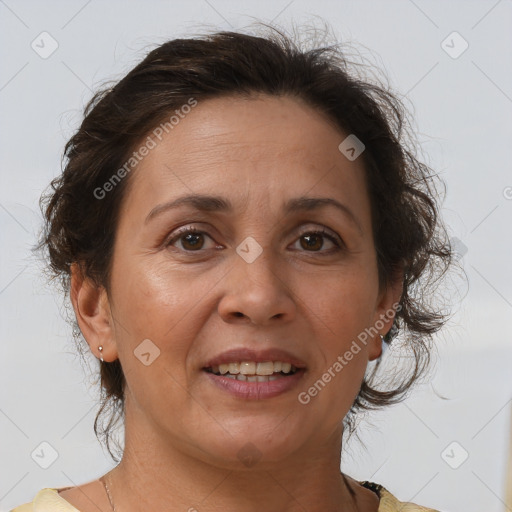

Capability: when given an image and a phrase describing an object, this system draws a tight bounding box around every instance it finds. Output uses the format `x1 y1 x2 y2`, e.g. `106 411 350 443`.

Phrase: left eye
292 229 342 252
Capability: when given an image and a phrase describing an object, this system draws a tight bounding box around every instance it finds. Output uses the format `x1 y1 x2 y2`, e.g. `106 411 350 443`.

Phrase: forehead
122 94 369 221
148 94 348 164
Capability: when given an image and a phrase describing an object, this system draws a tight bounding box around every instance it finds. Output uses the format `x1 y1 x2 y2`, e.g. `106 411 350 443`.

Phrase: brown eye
294 229 343 254
300 233 324 251
167 228 214 252
180 232 205 250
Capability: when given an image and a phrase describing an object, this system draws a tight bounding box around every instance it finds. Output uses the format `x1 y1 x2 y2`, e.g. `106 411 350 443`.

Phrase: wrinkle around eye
163 230 356 262
149 215 363 254
167 229 219 252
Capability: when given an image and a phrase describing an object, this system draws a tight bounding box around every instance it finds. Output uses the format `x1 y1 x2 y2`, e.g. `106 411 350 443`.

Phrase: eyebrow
145 194 363 234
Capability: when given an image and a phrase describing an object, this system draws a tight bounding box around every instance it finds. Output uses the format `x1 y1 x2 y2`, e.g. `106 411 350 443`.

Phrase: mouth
203 361 300 382
202 360 306 399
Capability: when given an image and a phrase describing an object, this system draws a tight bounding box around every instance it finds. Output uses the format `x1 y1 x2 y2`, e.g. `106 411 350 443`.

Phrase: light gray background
1 1 511 511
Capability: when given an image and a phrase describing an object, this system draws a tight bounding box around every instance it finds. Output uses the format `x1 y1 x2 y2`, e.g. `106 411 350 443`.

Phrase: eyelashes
165 225 344 255
167 227 213 252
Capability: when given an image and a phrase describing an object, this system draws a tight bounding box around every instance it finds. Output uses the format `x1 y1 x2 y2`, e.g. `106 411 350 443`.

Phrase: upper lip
203 347 307 369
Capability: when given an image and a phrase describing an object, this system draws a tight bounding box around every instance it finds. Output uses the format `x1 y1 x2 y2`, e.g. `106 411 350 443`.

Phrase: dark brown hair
37 22 454 462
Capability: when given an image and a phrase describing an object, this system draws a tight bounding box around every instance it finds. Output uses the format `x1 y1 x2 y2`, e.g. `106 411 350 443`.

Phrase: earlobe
367 335 383 362
70 263 116 362
368 273 404 361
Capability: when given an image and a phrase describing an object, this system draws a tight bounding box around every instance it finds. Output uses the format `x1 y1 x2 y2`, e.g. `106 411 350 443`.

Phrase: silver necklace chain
101 475 116 512
99 473 362 512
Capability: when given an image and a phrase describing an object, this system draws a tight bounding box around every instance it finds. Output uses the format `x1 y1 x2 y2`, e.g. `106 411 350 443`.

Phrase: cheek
302 271 378 391
109 259 204 414
304 293 372 410
306 271 378 410
299 348 368 423
310 272 377 332
113 255 200 321
110 256 210 369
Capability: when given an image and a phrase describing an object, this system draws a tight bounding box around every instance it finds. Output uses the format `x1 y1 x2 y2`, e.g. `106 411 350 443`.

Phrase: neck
105 398 360 512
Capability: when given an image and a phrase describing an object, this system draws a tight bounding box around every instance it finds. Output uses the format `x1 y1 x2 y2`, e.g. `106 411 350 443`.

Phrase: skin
67 94 402 512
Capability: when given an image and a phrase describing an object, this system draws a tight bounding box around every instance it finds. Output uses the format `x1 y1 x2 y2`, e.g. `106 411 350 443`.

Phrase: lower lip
203 369 306 399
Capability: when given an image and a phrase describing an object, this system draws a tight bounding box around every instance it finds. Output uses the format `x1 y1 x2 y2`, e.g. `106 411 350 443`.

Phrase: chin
190 417 307 469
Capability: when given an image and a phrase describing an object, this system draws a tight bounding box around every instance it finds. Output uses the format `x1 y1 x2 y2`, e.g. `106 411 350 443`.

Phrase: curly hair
36 21 454 462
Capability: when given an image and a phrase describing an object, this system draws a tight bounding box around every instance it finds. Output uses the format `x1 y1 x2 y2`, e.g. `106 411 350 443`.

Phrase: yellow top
9 481 440 511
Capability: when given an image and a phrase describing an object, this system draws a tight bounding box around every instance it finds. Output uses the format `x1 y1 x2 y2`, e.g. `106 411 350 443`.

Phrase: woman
12 23 452 512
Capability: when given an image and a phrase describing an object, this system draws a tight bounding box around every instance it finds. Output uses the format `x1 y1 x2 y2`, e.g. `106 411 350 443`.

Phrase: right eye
166 226 218 252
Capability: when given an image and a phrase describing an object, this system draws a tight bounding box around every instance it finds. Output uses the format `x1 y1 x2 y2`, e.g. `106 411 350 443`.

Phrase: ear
368 271 403 362
70 263 117 362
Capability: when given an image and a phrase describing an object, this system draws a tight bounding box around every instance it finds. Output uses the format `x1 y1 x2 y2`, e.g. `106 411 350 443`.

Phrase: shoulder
10 487 80 512
358 480 441 512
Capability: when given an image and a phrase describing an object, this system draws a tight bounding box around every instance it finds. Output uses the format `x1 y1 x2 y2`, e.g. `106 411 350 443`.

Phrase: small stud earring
98 345 104 362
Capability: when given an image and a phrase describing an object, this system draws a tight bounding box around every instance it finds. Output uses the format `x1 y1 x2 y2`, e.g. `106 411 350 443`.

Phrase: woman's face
88 94 399 467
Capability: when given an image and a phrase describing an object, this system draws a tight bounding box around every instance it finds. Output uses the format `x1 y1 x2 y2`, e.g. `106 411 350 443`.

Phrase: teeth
240 361 256 375
230 373 284 382
208 361 299 377
256 361 274 375
281 362 291 373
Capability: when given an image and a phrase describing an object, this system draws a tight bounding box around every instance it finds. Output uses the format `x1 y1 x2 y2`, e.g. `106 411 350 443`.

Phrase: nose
217 248 296 326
